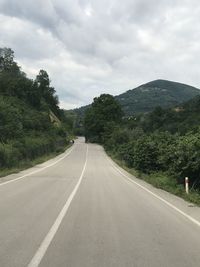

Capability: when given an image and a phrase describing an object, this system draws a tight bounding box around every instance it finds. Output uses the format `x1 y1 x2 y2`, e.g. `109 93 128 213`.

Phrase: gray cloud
0 0 200 109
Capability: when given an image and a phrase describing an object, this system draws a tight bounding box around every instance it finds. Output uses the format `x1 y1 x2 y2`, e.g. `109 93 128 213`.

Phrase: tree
35 69 60 116
84 94 123 143
36 70 50 89
0 97 23 141
0 47 20 73
0 48 24 97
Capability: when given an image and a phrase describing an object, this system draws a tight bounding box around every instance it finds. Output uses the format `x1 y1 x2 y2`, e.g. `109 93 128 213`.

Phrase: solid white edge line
27 144 88 267
107 156 200 228
0 145 75 187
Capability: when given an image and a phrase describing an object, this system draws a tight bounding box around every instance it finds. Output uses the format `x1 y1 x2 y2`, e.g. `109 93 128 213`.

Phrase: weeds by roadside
108 152 200 206
0 144 72 178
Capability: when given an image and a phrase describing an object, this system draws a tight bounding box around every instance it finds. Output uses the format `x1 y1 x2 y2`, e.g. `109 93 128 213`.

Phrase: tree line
84 93 200 191
0 48 71 170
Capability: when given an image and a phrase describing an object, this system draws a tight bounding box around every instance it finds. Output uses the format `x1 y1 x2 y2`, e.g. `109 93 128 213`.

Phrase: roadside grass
107 152 200 206
0 144 72 178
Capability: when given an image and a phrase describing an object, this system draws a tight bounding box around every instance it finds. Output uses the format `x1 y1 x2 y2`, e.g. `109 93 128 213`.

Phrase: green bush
167 132 200 185
133 136 160 172
117 142 135 167
107 129 200 189
0 135 67 169
0 143 22 168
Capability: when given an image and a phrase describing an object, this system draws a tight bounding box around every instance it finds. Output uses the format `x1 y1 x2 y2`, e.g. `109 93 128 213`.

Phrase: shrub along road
0 137 200 267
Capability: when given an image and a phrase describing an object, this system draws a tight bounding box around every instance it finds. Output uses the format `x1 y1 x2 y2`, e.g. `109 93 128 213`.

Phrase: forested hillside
116 79 200 115
0 48 71 171
73 79 200 118
84 94 200 203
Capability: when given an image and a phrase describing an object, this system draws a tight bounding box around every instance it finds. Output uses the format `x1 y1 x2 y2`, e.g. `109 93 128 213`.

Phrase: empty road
0 137 200 267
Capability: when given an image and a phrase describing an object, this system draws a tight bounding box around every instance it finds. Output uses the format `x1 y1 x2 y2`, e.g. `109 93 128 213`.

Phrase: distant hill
73 79 200 116
115 79 200 115
138 94 200 135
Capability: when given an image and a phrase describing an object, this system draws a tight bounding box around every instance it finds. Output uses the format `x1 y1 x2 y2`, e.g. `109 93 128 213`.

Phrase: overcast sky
0 0 200 109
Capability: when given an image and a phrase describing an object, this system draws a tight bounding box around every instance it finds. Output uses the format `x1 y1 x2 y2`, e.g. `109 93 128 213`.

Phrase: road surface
0 137 200 267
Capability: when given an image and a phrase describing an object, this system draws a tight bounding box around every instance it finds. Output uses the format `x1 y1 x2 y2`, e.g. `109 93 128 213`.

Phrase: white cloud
0 0 200 109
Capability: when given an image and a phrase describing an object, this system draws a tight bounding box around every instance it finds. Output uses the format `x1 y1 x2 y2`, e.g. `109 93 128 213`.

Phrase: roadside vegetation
0 48 73 174
84 93 200 205
0 143 71 178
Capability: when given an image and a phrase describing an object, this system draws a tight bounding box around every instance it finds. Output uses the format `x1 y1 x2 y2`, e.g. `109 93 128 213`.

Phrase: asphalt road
1 137 200 267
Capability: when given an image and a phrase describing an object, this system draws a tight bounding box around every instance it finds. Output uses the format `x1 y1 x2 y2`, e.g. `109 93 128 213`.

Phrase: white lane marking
108 156 200 228
0 146 75 187
27 145 88 267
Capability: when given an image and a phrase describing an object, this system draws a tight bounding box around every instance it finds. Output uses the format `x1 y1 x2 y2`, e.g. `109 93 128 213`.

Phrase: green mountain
115 79 200 115
73 79 200 117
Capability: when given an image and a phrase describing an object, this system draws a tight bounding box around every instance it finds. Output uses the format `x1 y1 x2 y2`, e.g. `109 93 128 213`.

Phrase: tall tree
84 94 123 143
0 47 20 73
35 69 60 116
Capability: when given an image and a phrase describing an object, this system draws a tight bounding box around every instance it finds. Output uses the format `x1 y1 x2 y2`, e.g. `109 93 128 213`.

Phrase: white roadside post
185 177 189 194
